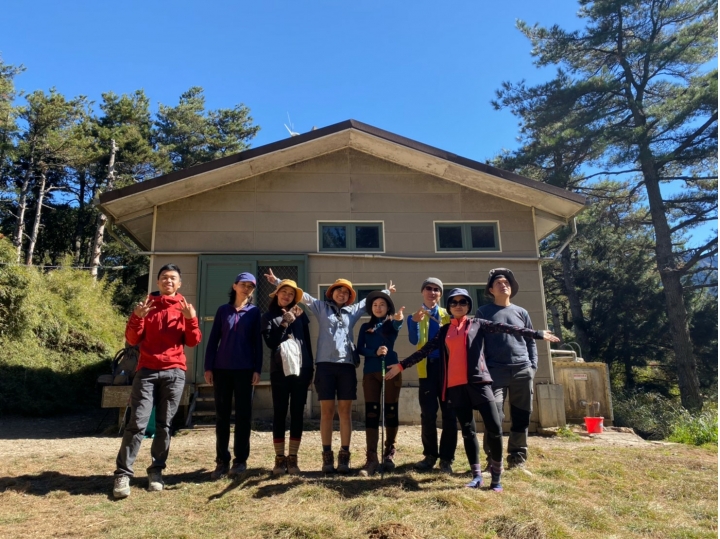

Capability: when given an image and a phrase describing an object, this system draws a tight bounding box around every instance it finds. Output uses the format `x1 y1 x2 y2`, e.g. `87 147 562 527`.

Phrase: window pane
356 288 377 304
475 288 490 309
470 225 496 249
355 226 380 249
321 225 346 249
438 226 463 249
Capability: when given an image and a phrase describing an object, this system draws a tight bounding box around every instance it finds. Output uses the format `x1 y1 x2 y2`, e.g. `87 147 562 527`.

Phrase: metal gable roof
98 119 587 250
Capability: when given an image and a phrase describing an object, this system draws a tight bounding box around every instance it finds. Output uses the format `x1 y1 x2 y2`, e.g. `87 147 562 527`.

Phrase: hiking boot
465 475 483 489
228 462 247 479
490 470 503 492
507 455 532 475
413 455 437 472
147 470 164 492
210 462 229 480
272 455 287 476
439 459 453 474
113 475 130 499
337 449 351 473
286 454 301 475
321 450 335 473
382 447 396 472
358 451 379 477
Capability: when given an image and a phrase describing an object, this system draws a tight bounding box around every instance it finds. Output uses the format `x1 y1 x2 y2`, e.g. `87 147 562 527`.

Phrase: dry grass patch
0 416 716 539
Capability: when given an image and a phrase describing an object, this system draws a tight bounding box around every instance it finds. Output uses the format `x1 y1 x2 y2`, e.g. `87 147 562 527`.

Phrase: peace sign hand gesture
387 280 397 294
394 306 406 321
133 296 155 319
264 268 278 285
180 297 196 319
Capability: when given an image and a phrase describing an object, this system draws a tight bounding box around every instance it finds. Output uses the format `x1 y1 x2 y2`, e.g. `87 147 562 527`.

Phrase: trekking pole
380 353 386 480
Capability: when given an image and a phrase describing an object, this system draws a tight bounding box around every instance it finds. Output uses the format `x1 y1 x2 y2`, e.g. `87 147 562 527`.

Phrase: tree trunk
549 304 564 343
90 139 117 279
73 169 87 265
622 329 634 389
560 248 592 360
641 150 703 411
25 171 47 266
12 153 34 263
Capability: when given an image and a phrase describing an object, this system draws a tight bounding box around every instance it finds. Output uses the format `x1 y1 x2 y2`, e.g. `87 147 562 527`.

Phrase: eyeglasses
448 299 469 307
424 287 441 293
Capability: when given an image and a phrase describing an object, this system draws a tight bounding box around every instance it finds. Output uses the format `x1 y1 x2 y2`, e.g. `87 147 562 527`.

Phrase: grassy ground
0 415 716 539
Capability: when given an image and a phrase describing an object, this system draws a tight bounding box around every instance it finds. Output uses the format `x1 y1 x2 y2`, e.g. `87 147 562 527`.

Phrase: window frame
317 221 385 253
433 220 501 253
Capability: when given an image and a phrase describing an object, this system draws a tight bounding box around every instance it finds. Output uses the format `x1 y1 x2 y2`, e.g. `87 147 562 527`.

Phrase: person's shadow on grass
0 469 211 500
246 467 442 499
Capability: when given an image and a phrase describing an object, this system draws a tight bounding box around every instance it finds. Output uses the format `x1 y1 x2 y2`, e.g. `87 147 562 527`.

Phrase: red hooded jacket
125 292 202 371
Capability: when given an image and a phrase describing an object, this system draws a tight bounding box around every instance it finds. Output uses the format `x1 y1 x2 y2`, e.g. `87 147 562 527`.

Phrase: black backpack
111 343 140 385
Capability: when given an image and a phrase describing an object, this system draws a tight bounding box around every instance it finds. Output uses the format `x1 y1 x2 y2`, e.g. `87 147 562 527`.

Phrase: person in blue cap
387 288 559 491
204 272 263 480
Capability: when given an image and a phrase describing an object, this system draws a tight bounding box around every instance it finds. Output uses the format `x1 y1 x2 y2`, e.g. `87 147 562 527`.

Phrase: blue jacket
204 303 263 373
358 319 403 374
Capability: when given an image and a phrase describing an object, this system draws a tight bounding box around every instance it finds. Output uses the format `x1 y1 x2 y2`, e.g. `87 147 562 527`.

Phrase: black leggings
454 402 503 466
270 369 312 440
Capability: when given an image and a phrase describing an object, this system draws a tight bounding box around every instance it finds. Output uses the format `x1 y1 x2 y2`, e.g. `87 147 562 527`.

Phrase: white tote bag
279 336 302 377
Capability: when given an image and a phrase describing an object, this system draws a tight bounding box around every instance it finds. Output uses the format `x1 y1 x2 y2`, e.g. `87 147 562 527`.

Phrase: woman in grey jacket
264 269 395 473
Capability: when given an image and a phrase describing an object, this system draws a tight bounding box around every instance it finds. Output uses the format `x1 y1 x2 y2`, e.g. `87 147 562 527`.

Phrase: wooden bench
101 385 192 429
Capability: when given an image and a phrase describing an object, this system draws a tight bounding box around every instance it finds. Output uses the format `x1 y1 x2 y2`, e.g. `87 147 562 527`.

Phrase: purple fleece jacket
204 303 263 373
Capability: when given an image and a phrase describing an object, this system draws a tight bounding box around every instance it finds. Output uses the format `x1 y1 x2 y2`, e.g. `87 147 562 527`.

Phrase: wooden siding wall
151 149 552 428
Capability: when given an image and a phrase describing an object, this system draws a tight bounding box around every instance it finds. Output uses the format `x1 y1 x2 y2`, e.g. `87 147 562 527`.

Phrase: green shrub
614 389 718 446
668 405 718 447
612 389 683 440
0 240 125 416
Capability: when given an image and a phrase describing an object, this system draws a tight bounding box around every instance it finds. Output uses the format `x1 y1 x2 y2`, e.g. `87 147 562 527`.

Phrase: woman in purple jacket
387 288 559 491
204 272 263 480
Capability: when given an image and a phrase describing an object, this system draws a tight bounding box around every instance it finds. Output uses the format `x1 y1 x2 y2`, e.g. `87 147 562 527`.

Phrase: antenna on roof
284 113 300 137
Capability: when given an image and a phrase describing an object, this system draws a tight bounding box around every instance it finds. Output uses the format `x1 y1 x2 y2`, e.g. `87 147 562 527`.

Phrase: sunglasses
448 299 469 307
424 287 441 293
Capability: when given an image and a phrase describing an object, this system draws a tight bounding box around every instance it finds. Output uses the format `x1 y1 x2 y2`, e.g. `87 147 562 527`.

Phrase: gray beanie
421 277 443 293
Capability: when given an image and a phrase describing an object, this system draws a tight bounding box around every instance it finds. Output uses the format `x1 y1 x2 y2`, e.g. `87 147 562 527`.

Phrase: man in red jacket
113 264 202 499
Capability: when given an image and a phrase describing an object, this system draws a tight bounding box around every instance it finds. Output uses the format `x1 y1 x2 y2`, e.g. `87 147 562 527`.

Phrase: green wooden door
196 255 307 383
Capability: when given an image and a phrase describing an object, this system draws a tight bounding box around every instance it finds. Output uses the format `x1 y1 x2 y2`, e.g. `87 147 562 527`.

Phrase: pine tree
495 0 717 410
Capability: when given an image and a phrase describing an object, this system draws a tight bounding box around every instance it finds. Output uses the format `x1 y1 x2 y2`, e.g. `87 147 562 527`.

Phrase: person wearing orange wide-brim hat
263 269 397 474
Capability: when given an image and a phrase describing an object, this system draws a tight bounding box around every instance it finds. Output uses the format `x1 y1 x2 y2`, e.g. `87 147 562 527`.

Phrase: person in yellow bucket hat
261 279 314 476
264 269 396 474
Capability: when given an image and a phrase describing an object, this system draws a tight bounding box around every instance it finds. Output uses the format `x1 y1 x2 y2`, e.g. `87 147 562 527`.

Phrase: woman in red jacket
386 288 558 491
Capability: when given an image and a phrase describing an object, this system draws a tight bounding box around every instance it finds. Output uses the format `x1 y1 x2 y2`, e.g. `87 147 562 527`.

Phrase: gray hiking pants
482 365 534 463
114 367 185 477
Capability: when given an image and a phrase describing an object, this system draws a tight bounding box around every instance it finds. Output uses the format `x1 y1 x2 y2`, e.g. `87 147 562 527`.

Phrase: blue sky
2 0 715 244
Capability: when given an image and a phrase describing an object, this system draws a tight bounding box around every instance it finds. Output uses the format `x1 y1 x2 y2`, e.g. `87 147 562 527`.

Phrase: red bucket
584 417 604 434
